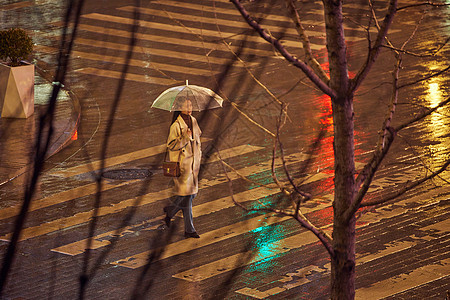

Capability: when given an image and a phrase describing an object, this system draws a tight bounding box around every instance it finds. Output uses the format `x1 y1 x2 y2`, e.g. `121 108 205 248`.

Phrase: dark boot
184 231 200 238
163 207 171 228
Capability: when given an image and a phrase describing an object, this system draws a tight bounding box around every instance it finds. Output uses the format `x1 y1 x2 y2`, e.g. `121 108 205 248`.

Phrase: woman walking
163 99 202 238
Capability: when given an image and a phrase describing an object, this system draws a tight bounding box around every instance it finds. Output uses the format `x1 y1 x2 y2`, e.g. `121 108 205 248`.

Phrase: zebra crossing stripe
50 153 325 255
356 258 450 299
112 199 333 269
73 37 244 66
50 144 262 178
50 143 165 177
34 45 216 77
51 186 281 255
81 13 325 51
0 180 133 221
173 225 331 282
0 149 314 242
73 50 217 77
112 214 292 269
118 5 327 45
175 197 448 287
151 0 322 25
75 67 179 85
142 2 383 39
0 187 173 242
75 23 282 58
236 217 450 298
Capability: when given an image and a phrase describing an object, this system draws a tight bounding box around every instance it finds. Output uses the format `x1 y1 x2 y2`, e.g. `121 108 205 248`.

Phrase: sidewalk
0 63 80 186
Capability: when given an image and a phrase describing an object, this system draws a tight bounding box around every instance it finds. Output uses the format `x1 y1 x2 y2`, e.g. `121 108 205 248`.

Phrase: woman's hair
170 99 191 126
171 111 181 125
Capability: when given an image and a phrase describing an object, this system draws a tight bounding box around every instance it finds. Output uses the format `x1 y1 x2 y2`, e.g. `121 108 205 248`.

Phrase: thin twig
284 0 329 84
361 159 450 206
229 0 336 98
398 65 450 89
351 0 398 92
394 97 450 132
397 2 450 11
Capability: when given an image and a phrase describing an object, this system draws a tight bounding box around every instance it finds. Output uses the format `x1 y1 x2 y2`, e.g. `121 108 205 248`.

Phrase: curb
0 60 81 186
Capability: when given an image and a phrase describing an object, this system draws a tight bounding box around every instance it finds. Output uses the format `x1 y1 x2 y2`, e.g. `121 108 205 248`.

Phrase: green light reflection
244 221 292 275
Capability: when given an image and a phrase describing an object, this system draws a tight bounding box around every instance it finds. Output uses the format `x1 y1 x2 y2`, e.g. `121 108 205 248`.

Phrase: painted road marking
51 186 282 255
117 6 324 50
172 225 333 282
34 46 216 77
0 150 315 242
73 38 239 66
174 197 446 285
80 13 322 52
149 1 375 36
74 23 280 59
51 153 324 255
50 143 260 178
112 196 335 270
236 265 324 299
75 68 178 85
112 213 291 269
235 205 450 298
355 258 450 299
0 188 172 243
0 180 133 222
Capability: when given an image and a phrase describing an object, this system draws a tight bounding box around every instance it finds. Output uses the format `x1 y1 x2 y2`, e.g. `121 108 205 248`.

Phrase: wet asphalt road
0 0 449 299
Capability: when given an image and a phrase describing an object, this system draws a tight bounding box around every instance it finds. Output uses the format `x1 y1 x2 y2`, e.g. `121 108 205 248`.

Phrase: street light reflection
423 70 449 172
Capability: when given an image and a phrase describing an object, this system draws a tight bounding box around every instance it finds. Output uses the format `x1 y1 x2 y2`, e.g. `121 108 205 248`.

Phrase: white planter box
0 62 35 118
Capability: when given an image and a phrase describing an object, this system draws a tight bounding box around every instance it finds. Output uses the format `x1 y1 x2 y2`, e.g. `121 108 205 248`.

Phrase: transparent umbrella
151 81 224 112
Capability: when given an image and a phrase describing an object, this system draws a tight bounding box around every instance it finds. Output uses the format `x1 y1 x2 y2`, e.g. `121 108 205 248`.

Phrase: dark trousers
166 194 197 233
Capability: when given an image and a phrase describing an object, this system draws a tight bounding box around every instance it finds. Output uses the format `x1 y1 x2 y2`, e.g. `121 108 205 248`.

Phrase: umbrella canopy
151 81 224 112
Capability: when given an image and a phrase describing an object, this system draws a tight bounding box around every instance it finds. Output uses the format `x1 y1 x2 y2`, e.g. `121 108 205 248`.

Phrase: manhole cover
102 169 152 180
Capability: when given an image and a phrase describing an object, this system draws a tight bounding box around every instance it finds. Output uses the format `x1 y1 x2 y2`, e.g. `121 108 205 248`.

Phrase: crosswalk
34 0 400 89
2 139 443 298
235 213 450 299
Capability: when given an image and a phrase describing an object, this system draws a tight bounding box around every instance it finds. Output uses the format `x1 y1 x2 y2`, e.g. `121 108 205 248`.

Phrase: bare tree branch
394 96 450 132
219 139 333 256
380 44 438 57
397 2 450 11
284 0 329 84
345 126 396 222
79 5 140 299
346 9 437 222
0 0 86 295
398 133 450 185
347 96 450 219
350 0 397 92
293 212 334 257
229 0 336 98
220 40 283 106
361 159 450 207
272 103 311 199
398 65 450 89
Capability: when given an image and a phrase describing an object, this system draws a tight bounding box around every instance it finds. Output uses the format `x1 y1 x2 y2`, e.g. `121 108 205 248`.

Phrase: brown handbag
163 149 180 177
163 161 180 177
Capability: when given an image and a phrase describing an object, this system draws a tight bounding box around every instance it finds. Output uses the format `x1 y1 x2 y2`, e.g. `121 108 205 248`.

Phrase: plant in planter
0 28 33 67
0 28 35 118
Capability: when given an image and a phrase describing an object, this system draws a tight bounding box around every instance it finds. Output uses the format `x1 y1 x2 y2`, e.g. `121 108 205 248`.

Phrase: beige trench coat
167 114 202 196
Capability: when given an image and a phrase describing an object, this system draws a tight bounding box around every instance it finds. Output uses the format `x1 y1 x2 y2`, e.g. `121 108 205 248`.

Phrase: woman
163 99 202 238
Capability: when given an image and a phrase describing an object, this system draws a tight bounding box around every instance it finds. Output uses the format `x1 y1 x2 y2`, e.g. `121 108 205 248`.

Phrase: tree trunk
323 0 357 298
331 96 356 300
